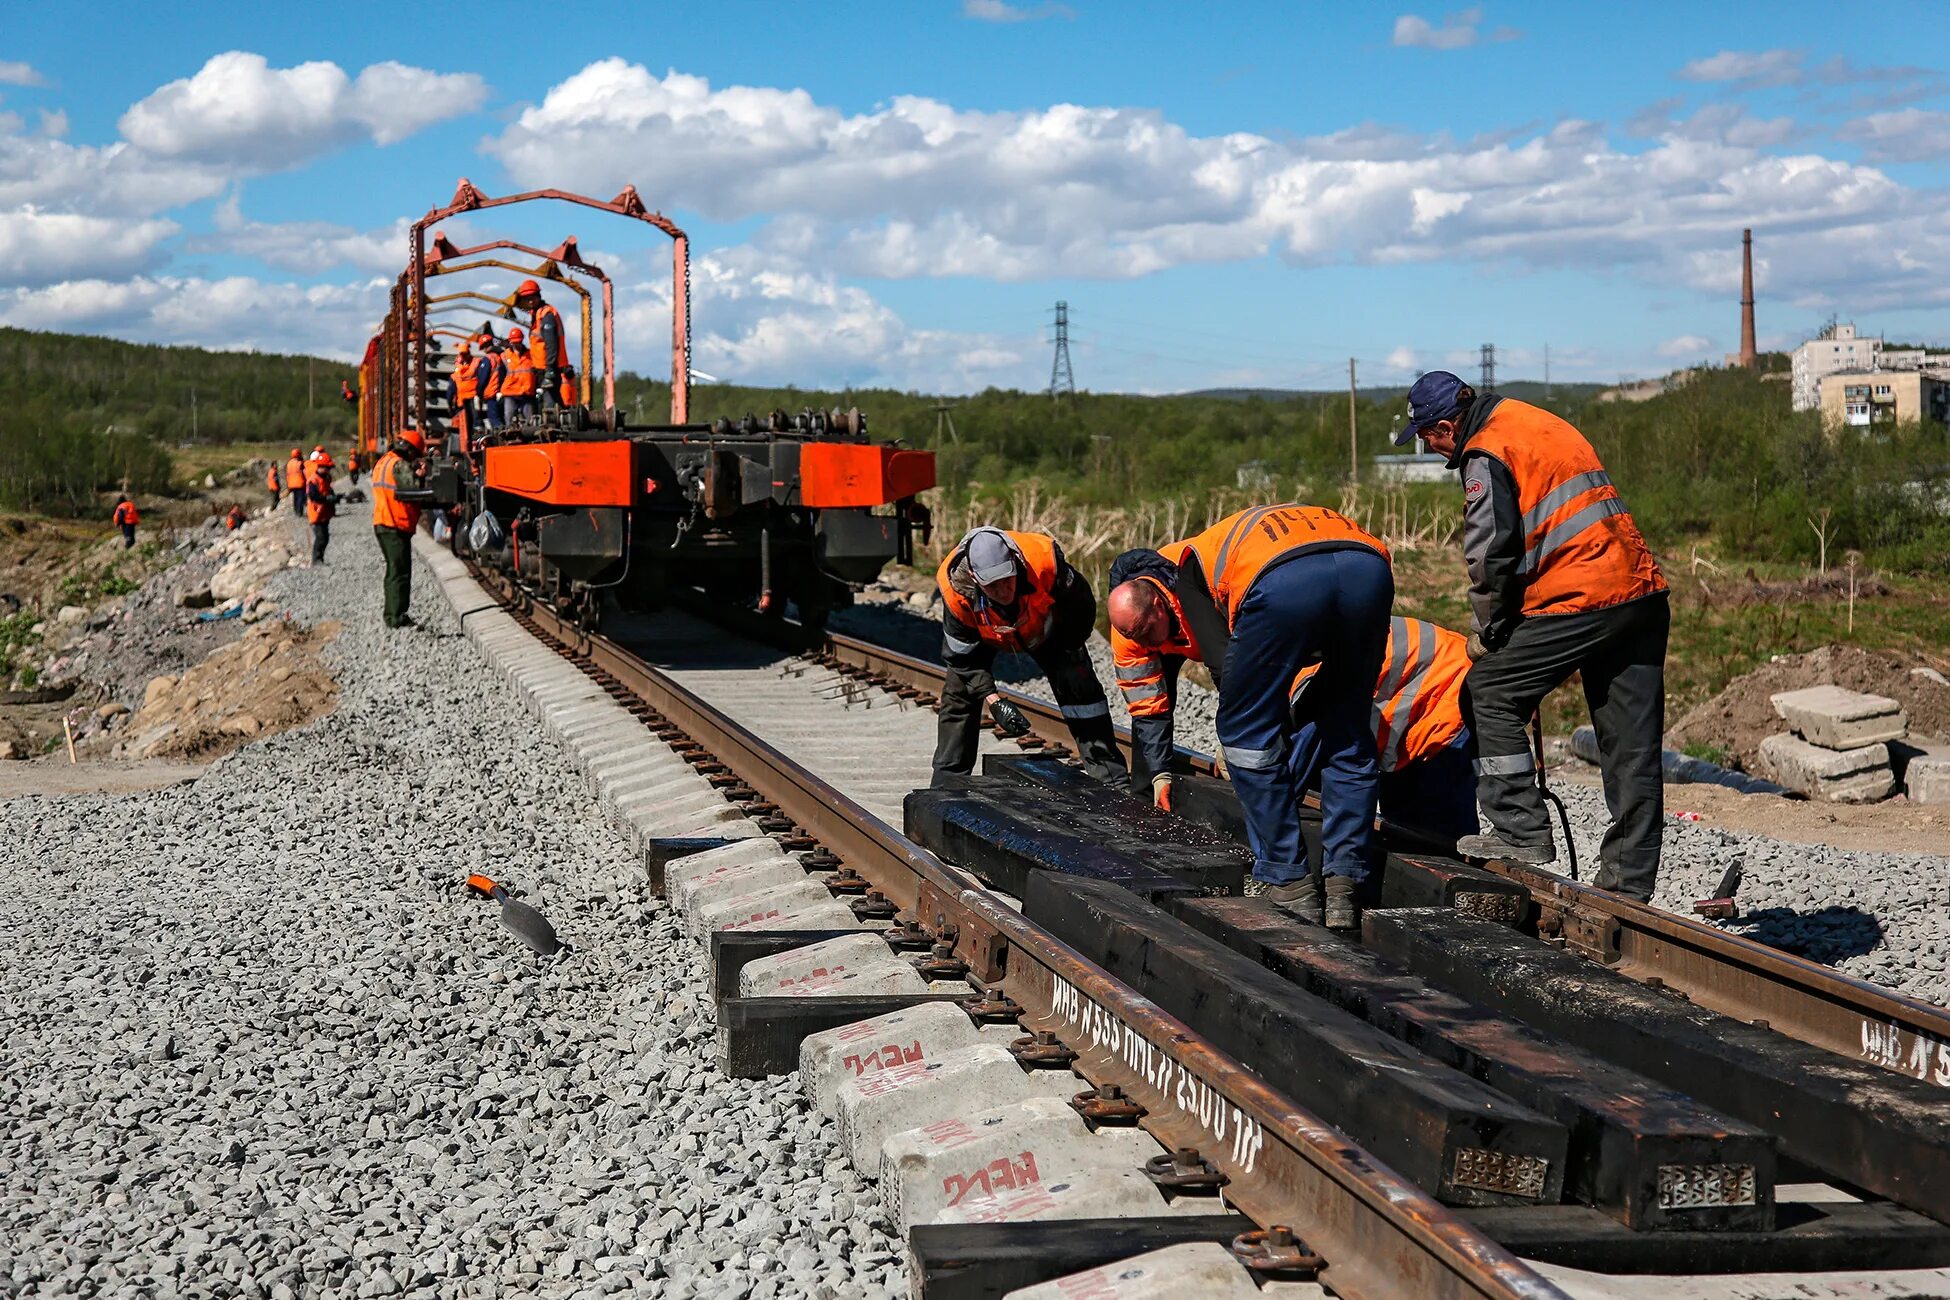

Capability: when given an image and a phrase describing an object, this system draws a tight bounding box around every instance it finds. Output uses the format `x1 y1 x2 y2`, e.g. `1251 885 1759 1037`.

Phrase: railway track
436 545 1950 1298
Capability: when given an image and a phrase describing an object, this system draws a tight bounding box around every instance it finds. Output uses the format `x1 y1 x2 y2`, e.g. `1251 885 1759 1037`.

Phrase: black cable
1531 711 1579 882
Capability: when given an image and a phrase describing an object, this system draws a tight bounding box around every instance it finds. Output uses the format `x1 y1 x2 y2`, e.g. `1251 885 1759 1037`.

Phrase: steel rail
489 588 1562 1300
819 629 1950 1087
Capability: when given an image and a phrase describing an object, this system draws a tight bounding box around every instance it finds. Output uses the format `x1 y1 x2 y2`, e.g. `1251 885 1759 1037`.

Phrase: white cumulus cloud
1656 334 1714 358
119 52 486 167
1838 108 1950 163
0 209 178 287
963 0 1073 21
1392 8 1519 50
0 61 47 88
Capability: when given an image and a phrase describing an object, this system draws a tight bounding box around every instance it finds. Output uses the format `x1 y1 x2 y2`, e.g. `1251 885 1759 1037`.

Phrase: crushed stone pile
0 522 904 1298
112 618 339 761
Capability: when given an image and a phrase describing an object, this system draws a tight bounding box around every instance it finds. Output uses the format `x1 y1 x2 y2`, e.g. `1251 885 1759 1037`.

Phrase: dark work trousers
1292 725 1480 842
269 490 281 511
1218 548 1393 887
1465 592 1669 901
289 489 306 516
502 395 536 426
120 525 136 549
310 520 330 563
375 526 414 627
932 581 1124 780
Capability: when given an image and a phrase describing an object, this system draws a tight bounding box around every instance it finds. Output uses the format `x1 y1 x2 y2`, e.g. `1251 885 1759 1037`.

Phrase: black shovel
465 874 563 956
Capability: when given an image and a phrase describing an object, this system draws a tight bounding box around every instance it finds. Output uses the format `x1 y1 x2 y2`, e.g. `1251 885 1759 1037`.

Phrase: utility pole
1544 343 1551 403
190 387 198 440
1347 357 1359 484
934 400 960 446
1048 301 1076 402
308 356 315 408
1479 343 1497 394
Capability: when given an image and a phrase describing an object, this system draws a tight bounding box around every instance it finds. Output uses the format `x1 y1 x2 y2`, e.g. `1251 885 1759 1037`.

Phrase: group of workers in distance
447 280 575 446
931 372 1668 930
264 445 364 566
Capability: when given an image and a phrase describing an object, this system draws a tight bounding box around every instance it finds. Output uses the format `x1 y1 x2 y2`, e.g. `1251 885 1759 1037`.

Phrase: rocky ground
836 596 1950 1007
1 520 903 1299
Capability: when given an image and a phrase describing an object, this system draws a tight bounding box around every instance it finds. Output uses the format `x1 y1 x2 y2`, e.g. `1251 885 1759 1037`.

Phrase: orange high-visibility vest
304 467 334 525
1287 617 1472 771
1178 505 1390 629
370 451 420 532
529 303 564 368
484 354 504 400
284 456 306 490
1466 400 1667 617
266 465 282 493
558 365 577 407
935 530 1063 653
113 501 139 526
500 350 536 397
455 354 479 401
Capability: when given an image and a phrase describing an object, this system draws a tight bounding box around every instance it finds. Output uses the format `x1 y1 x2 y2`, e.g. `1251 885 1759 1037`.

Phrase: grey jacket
1449 396 1527 649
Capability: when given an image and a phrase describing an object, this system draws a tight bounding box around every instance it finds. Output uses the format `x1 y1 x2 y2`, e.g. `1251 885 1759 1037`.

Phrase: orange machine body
483 442 635 507
799 443 936 509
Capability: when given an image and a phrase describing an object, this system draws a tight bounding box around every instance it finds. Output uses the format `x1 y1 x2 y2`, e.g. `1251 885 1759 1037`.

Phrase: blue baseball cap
1394 370 1475 446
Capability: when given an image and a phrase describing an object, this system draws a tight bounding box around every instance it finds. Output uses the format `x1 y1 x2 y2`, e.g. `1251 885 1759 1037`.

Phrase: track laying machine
356 180 935 629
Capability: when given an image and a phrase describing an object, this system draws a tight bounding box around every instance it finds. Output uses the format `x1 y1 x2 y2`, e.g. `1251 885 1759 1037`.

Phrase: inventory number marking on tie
1861 1018 1950 1087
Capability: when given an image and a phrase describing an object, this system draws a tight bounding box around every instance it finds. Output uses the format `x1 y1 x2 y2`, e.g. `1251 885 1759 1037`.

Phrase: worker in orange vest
345 449 363 485
1400 371 1669 901
284 448 307 516
499 328 537 425
225 504 246 531
932 528 1125 785
1112 570 1478 839
340 378 357 405
265 462 283 511
112 495 140 549
475 332 504 431
304 453 337 564
371 429 425 629
515 279 568 411
1108 505 1393 928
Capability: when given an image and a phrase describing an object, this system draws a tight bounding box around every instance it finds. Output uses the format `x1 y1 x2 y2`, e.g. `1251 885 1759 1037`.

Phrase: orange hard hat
290 448 301 457
400 427 424 450
316 452 335 468
516 279 541 297
508 327 525 342
313 444 324 452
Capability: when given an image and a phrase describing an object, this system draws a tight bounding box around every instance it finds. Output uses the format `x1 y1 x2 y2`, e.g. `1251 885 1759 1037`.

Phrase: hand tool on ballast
1694 856 1743 920
464 874 562 956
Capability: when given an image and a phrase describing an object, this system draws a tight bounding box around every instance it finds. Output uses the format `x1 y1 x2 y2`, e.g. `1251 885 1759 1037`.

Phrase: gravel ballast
1 517 902 1299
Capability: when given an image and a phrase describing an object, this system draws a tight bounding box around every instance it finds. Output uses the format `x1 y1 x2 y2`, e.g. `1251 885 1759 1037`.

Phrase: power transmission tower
1479 343 1497 394
934 400 960 446
1048 301 1076 401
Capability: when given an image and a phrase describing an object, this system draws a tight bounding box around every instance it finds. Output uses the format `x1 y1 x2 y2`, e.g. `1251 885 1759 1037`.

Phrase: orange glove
1151 774 1173 812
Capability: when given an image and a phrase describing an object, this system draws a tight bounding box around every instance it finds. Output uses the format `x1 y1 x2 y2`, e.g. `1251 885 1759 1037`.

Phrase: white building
1791 323 1879 411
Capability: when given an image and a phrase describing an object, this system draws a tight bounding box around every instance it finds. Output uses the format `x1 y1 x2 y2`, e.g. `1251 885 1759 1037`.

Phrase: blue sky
5 1 1949 394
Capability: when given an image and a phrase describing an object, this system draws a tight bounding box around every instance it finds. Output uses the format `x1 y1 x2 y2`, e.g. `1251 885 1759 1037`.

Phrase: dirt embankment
115 618 340 761
1668 645 1950 771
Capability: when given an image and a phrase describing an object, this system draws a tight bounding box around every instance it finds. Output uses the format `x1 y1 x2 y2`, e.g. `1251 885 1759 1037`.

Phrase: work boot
1265 876 1323 925
1324 874 1360 930
1456 832 1556 865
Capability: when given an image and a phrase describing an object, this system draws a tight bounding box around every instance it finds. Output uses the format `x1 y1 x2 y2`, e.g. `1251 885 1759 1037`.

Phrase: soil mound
1669 645 1950 771
115 618 340 761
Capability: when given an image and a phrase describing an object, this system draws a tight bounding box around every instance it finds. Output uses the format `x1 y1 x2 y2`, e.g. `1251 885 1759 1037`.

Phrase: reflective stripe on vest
371 452 419 531
935 530 1063 652
1179 504 1390 628
530 305 562 368
1372 617 1469 772
501 352 536 397
1469 400 1667 617
285 458 306 489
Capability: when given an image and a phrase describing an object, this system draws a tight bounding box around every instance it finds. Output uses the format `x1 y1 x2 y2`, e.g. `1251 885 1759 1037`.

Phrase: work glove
1466 631 1490 661
988 697 1031 738
1151 774 1174 812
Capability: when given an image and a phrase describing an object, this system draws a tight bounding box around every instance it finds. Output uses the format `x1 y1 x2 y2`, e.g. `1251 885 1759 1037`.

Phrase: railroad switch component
1070 1084 1146 1129
1009 1030 1078 1069
1144 1148 1229 1197
963 992 1022 1024
850 891 899 920
911 942 969 982
1230 1226 1322 1279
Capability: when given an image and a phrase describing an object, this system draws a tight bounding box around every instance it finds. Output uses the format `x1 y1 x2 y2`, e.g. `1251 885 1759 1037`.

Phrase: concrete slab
663 836 791 891
738 933 928 998
835 1042 1079 1169
717 896 864 936
1906 756 1950 805
1002 1243 1275 1300
1759 733 1895 803
1771 685 1907 750
671 857 812 920
927 1167 1177 1225
800 1001 990 1118
693 879 841 940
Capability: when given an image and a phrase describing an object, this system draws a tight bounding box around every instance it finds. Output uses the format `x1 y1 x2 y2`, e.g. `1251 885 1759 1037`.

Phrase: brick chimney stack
1739 228 1758 369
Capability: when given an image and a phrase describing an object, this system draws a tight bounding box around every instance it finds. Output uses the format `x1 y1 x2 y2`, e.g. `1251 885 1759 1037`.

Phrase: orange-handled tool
465 874 563 956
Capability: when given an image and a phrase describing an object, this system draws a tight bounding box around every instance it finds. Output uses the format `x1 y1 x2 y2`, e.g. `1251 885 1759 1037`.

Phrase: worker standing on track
1107 505 1393 928
371 429 424 630
500 329 536 426
515 280 568 413
284 448 307 517
1111 568 1479 841
346 449 363 485
112 495 139 549
304 453 337 565
932 528 1127 786
265 463 282 512
1397 371 1669 902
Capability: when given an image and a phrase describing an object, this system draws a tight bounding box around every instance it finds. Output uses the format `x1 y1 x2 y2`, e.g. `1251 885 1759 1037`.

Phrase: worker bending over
1107 505 1392 928
1112 572 1478 840
515 280 568 412
371 429 424 630
933 528 1126 785
283 449 307 517
1398 371 1669 901
112 496 139 549
304 453 337 565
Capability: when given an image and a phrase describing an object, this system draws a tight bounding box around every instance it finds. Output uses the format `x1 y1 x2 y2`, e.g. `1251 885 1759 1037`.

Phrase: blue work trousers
1291 725 1480 842
1217 548 1393 886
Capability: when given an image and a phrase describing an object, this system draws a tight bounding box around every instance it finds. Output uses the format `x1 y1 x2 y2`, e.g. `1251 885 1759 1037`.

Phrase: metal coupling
1070 1084 1146 1128
1009 1030 1078 1069
1143 1147 1228 1195
849 891 898 920
825 869 871 896
963 992 1022 1024
911 942 969 981
1230 1226 1322 1277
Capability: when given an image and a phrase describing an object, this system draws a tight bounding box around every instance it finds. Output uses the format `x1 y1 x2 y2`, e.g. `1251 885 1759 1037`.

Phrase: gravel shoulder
1 518 902 1299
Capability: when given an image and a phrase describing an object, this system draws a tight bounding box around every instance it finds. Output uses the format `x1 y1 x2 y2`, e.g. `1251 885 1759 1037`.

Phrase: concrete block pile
1758 685 1925 803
